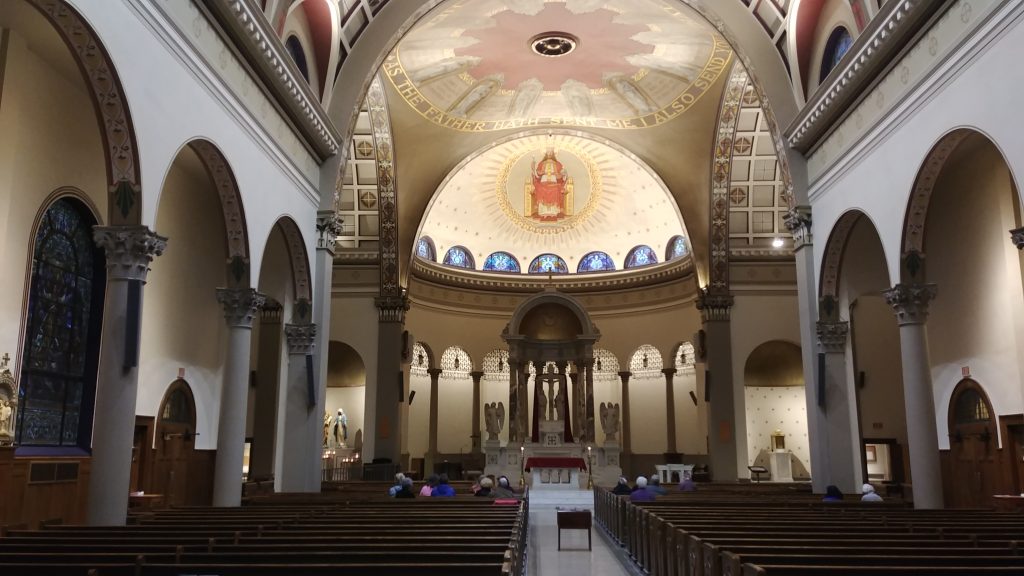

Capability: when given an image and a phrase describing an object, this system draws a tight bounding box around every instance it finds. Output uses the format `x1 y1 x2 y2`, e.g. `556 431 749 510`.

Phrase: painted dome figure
525 148 574 222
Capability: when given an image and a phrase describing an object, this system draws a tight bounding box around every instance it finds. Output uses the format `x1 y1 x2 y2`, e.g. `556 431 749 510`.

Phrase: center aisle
527 490 634 576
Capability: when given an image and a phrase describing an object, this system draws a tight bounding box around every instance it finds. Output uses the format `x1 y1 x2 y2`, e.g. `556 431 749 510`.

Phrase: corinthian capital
1010 227 1024 250
216 288 266 328
284 323 317 355
93 226 167 281
375 294 410 323
317 211 343 252
884 283 937 326
816 321 849 353
783 205 812 249
696 288 733 322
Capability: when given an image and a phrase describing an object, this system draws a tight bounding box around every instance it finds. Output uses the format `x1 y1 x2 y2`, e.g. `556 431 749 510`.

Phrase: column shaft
213 288 264 506
279 323 317 492
373 296 407 463
249 304 282 481
618 371 632 473
87 226 166 526
585 362 595 443
426 368 441 473
698 290 738 482
309 211 339 490
663 368 677 454
817 321 862 493
508 361 519 444
471 371 483 454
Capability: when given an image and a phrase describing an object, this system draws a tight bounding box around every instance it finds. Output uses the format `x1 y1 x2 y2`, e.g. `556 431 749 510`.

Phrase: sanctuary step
529 488 594 510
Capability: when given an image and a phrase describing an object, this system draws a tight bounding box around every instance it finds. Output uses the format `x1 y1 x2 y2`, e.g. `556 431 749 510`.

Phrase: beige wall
745 385 810 476
0 28 106 369
852 295 908 456
325 386 364 448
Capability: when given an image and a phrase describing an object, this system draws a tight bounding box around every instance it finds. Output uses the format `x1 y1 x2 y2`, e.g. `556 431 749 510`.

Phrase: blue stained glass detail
443 246 475 269
577 251 615 273
528 254 568 274
665 236 688 261
483 251 521 273
820 27 854 82
624 245 658 268
17 198 103 448
416 237 436 261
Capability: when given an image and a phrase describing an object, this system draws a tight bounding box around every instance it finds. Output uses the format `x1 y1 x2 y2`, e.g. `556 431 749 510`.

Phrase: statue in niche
0 398 11 436
484 401 505 441
323 411 332 447
333 408 348 447
600 402 620 442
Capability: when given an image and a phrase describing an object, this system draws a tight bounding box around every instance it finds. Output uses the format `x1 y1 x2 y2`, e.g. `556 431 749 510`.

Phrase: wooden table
556 509 592 551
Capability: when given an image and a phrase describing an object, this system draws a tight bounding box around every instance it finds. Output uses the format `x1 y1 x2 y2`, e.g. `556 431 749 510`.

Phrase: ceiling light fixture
530 32 579 57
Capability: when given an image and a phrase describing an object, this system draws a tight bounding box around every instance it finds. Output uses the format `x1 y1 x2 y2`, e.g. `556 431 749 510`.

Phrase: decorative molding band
816 320 849 353
216 287 266 328
334 250 381 264
708 64 748 293
411 257 694 294
783 205 812 250
785 0 951 154
200 0 341 160
364 75 401 297
729 247 795 260
696 288 733 323
375 294 409 323
884 282 937 326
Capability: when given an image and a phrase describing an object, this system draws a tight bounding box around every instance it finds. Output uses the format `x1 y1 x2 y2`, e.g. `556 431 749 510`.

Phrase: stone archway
946 379 998 509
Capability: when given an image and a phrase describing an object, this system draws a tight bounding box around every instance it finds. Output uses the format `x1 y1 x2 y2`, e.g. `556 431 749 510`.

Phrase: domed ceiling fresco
416 132 690 271
384 0 733 131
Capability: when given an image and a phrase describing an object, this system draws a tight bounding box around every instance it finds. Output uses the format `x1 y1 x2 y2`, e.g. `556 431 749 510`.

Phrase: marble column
885 282 943 508
508 360 520 444
618 371 632 473
569 368 582 440
584 360 596 443
697 289 738 481
816 320 862 493
373 296 408 463
662 368 678 454
249 302 282 481
470 371 483 454
279 322 317 492
425 367 442 473
310 211 340 489
520 363 531 443
212 288 265 506
785 206 828 492
87 226 166 526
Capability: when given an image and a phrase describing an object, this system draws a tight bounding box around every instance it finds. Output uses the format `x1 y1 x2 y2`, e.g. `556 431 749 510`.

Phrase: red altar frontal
524 457 588 472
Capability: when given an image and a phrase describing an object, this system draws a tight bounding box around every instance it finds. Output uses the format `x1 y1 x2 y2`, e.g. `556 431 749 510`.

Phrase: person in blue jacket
431 473 457 497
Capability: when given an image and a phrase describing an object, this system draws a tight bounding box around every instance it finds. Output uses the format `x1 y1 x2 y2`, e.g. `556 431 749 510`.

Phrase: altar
525 456 587 489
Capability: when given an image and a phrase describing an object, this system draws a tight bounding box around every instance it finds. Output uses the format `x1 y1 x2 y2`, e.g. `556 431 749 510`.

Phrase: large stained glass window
443 245 475 269
665 235 688 261
577 251 615 273
528 253 568 274
416 236 436 262
820 27 853 83
624 245 658 268
16 198 105 448
483 251 520 273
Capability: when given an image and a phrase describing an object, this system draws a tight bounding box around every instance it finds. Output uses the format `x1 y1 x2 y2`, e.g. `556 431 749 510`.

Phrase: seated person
630 476 656 502
648 475 668 496
475 476 494 497
861 483 883 502
388 472 406 497
822 485 844 502
431 473 457 497
420 474 438 497
395 476 416 498
494 476 520 499
678 473 697 492
611 476 632 496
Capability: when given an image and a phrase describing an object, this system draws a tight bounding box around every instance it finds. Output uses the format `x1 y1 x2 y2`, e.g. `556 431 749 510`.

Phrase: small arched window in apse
624 245 658 268
665 236 689 261
675 342 696 373
416 237 437 262
16 197 105 448
820 27 854 83
440 346 472 379
443 246 475 269
410 342 430 376
285 35 310 82
483 252 521 273
593 349 620 380
529 254 568 274
629 344 663 377
577 251 615 273
482 350 510 380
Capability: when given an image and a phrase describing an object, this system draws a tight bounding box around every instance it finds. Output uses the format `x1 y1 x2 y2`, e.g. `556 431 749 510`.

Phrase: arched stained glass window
16 198 105 448
577 251 615 273
820 27 853 83
443 246 475 269
284 36 310 82
410 342 430 376
440 346 472 379
665 236 688 261
528 254 568 274
416 237 436 262
629 344 663 376
482 349 510 380
483 251 521 273
624 245 658 268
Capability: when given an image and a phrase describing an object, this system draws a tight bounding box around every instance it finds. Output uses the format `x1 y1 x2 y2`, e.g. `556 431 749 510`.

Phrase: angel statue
484 401 505 441
599 402 621 442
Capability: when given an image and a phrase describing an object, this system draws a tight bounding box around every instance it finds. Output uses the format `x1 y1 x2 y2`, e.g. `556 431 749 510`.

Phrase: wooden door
152 380 199 506
947 380 998 508
1006 423 1024 494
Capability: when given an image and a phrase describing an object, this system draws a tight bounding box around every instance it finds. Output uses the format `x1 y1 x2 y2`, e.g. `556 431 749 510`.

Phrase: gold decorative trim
495 141 602 234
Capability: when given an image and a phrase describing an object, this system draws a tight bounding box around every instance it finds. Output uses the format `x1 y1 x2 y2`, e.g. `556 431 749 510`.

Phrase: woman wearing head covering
395 476 416 498
630 476 656 502
475 476 495 497
861 483 883 502
494 476 519 499
611 476 632 495
420 474 439 497
822 485 844 502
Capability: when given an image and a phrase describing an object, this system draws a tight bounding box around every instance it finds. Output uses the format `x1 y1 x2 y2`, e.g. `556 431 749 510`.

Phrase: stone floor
527 494 635 576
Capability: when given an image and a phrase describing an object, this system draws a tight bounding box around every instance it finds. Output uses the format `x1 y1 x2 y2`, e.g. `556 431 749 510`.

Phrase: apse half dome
415 132 691 275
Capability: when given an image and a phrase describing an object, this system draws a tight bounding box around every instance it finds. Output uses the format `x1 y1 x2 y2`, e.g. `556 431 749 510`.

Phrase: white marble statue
0 399 12 436
600 402 620 442
333 408 348 447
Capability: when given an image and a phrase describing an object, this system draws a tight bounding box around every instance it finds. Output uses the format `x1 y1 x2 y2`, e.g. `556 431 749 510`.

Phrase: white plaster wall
407 371 430 458
325 386 364 448
437 376 473 454
853 296 909 453
629 374 668 455
0 26 106 374
744 385 811 475
674 369 702 454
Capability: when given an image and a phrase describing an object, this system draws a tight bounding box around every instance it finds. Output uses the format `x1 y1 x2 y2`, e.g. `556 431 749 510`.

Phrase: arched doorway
743 340 809 481
150 380 209 506
945 380 997 508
